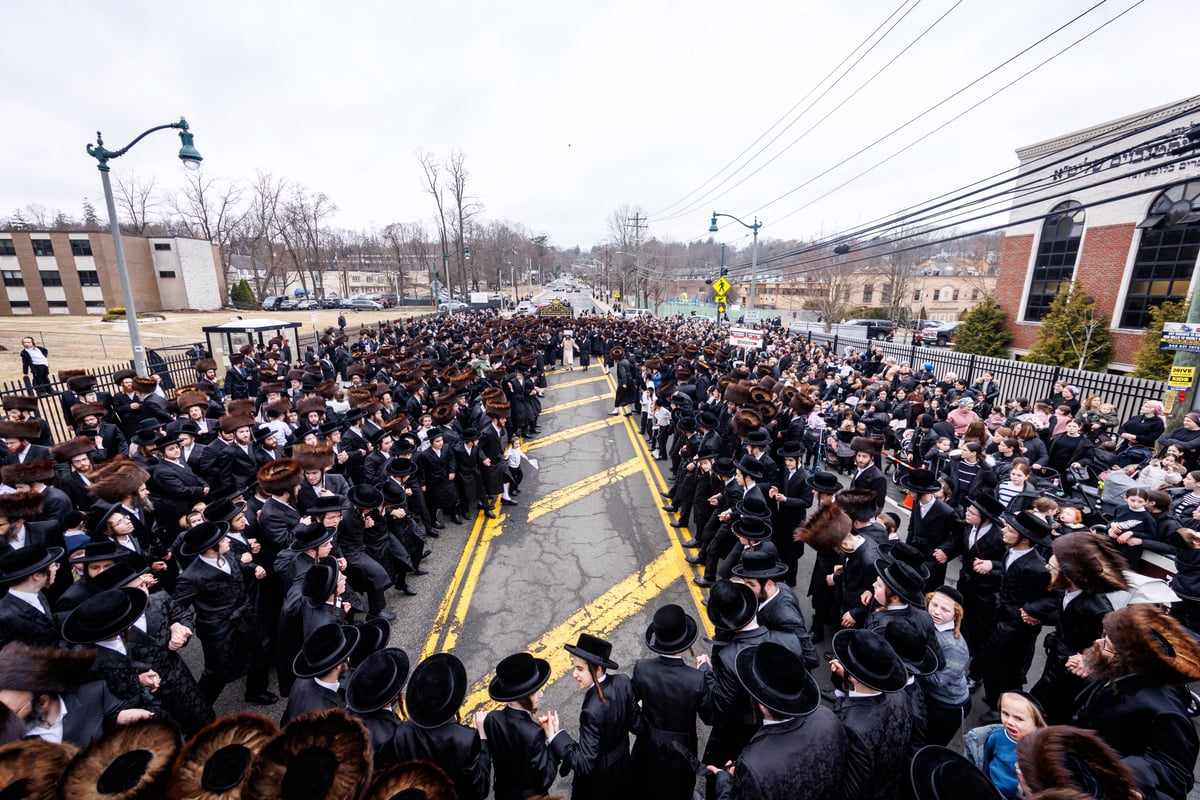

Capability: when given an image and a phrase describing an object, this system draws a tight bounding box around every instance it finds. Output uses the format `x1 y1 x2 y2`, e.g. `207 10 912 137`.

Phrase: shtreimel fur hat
1050 532 1129 593
1104 604 1200 685
51 436 98 463
257 458 302 496
292 443 335 471
795 502 851 554
243 709 371 800
1 459 55 486
0 642 96 693
167 713 278 800
0 738 76 800
835 487 881 523
60 716 181 800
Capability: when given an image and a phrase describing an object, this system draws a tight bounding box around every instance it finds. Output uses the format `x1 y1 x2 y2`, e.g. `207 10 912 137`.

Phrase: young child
983 692 1047 799
924 436 954 476
1056 506 1088 534
1107 486 1157 568
651 400 672 460
504 436 539 498
640 382 655 439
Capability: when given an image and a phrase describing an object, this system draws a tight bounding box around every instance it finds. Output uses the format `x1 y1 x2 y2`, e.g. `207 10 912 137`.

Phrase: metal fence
799 331 1167 426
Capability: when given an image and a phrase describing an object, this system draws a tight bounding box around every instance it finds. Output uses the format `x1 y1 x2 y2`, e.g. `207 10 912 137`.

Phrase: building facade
0 231 225 315
994 95 1200 370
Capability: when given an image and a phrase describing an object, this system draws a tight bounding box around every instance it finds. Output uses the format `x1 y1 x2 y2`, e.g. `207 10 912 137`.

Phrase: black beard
1081 641 1124 683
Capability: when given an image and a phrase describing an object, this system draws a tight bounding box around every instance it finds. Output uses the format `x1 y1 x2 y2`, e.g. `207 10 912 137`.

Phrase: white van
622 308 653 319
516 301 539 317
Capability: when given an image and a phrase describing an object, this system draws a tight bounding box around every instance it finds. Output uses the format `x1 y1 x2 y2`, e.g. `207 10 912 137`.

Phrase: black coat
714 707 848 800
850 465 888 513
756 584 819 670
125 592 214 736
389 720 490 800
62 680 131 749
0 592 58 649
281 677 343 723
834 690 913 800
703 626 792 766
549 673 637 800
172 557 262 683
484 706 558 800
630 656 714 800
356 708 402 771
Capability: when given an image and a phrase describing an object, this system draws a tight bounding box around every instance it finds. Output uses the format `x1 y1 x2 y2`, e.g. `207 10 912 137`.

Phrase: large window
1123 181 1200 330
31 239 53 257
39 271 63 287
78 270 100 286
70 239 93 256
0 240 15 256
2 270 22 287
1024 200 1084 322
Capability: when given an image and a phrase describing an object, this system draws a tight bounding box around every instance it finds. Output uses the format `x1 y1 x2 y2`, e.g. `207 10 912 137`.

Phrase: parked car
294 299 319 311
438 300 469 313
345 298 383 311
915 321 961 347
841 319 895 341
516 301 539 317
320 296 342 309
622 308 654 319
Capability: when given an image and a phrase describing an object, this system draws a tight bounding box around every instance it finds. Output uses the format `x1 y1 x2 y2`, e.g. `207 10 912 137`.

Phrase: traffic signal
717 302 726 315
463 245 471 260
720 266 728 277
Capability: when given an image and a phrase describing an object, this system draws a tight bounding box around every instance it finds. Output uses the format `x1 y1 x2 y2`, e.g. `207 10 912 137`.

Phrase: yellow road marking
420 509 493 661
439 509 509 654
546 374 609 391
524 416 622 451
527 458 643 522
539 395 605 415
460 548 682 716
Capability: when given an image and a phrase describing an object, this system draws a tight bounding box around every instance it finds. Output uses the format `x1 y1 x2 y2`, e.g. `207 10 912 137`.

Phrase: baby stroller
827 429 855 474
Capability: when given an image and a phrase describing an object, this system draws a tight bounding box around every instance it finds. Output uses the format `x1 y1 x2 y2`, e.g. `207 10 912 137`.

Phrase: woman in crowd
1115 400 1166 466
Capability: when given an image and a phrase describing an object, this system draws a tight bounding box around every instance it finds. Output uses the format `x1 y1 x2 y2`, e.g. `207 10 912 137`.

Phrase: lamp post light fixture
86 118 202 377
709 212 761 311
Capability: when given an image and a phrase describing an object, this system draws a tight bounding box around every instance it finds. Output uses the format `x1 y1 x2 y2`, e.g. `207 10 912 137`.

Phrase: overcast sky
1 0 1194 253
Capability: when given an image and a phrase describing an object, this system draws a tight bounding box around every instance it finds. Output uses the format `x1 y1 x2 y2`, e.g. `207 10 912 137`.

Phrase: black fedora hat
712 457 737 477
180 520 230 558
379 481 408 506
253 426 278 444
735 641 820 718
899 468 942 495
488 652 552 702
732 548 788 581
69 538 124 564
878 541 932 581
731 515 773 542
644 604 699 655
882 618 941 677
302 559 339 603
831 628 907 692
697 410 720 430
203 496 247 524
346 647 410 714
351 617 391 668
385 458 418 479
406 653 468 728
777 442 804 460
733 493 772 520
308 495 349 516
1002 509 1054 547
154 432 182 450
315 420 343 438
564 633 619 671
293 623 360 679
968 493 1006 525
90 555 150 592
706 580 758 632
293 522 335 552
875 558 929 608
910 745 1004 800
695 446 720 462
741 428 771 448
458 425 481 442
804 471 841 495
0 544 64 585
348 484 382 510
62 587 148 644
734 455 765 480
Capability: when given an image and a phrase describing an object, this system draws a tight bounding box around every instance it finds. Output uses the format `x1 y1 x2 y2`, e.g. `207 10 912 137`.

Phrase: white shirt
314 676 340 692
9 587 46 614
199 554 232 574
1005 547 1035 569
96 637 127 656
27 695 66 744
1063 589 1083 608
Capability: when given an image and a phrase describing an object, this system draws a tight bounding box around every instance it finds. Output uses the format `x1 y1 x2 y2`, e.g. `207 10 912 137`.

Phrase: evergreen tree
1130 297 1188 380
952 293 1012 357
1024 280 1113 371
229 279 255 306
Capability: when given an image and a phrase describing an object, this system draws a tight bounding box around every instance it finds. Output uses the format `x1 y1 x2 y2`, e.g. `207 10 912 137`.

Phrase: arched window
1023 200 1084 322
1122 180 1200 329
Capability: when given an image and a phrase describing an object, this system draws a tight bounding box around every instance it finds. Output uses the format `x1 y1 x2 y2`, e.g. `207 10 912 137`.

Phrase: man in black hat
899 468 960 592
345 646 410 770
829 628 914 800
452 425 490 518
282 622 359 723
0 543 62 649
631 604 713 799
733 549 819 669
149 432 209 538
338 486 396 622
971 510 1051 722
849 437 888 514
715 513 774 581
709 641 847 800
767 442 813 586
692 457 739 588
942 494 1007 652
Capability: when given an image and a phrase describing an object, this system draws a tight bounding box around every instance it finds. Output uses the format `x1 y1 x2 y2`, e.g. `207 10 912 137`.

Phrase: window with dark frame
84 300 105 308
158 270 176 278
1024 200 1084 322
154 243 172 251
70 239 93 257
39 271 63 287
47 300 69 308
9 301 30 308
0 240 15 256
31 239 54 257
2 270 23 287
1123 181 1200 330
78 270 101 286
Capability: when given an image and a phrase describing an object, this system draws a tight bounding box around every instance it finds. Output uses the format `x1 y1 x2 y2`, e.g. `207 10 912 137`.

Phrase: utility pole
627 212 647 308
1164 291 1200 430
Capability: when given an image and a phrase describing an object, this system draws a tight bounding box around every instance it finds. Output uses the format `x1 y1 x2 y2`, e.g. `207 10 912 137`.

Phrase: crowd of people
0 310 1197 800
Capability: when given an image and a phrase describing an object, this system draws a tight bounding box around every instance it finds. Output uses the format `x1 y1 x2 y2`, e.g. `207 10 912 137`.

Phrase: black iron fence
799 331 1167 426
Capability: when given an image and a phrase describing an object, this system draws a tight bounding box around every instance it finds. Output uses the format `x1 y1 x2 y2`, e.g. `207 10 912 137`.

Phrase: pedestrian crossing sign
712 276 731 295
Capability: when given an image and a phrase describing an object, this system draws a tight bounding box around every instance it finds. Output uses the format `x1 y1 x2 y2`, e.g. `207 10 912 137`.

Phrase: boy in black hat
0 543 62 648
898 468 960 592
282 622 360 723
485 652 557 800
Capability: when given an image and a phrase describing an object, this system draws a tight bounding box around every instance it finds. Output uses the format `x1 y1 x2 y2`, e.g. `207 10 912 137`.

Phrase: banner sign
729 327 764 349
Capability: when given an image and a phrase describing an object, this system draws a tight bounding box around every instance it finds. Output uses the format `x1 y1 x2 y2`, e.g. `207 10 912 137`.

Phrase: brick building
994 95 1200 370
0 231 225 315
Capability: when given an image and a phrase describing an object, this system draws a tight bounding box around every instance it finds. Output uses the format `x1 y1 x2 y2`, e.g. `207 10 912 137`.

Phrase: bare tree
169 172 247 294
417 149 453 299
114 173 157 234
237 172 289 299
801 246 860 331
278 186 336 301
875 226 935 323
447 149 484 290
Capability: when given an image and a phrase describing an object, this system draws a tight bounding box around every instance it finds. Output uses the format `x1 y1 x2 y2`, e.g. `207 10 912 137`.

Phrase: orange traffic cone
902 493 913 509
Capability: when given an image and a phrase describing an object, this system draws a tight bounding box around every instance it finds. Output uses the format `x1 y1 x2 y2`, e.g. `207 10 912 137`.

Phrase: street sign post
1169 365 1197 390
712 276 731 296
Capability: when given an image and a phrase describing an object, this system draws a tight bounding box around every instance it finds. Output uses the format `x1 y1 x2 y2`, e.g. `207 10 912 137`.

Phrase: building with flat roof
0 230 225 315
994 95 1200 370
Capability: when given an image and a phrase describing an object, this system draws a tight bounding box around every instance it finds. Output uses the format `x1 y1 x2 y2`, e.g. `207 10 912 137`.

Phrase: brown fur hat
0 420 40 441
0 738 76 800
296 397 328 417
364 760 457 800
850 436 884 456
0 491 44 522
795 503 852 553
0 642 96 693
67 374 98 393
87 461 150 503
1050 532 1129 593
485 397 511 419
131 376 158 394
59 368 90 382
226 399 256 417
790 391 816 416
749 386 773 405
292 443 335 471
315 380 339 400
194 358 218 373
175 391 209 412
218 415 256 435
243 709 371 800
1017 726 1139 800
265 398 293 419
1 394 38 412
722 382 752 406
731 408 762 439
70 402 108 423
60 716 181 800
835 487 880 523
51 436 98 463
346 388 374 409
257 458 302 496
167 713 278 800
1 459 55 486
1104 604 1200 685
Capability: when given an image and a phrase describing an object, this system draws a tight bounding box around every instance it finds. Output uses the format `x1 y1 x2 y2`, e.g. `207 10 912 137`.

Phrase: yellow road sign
714 293 727 304
1169 365 1196 387
712 276 731 295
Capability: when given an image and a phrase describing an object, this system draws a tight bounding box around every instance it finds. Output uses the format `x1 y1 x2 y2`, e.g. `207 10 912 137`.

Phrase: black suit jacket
549 673 637 800
756 584 818 669
715 707 848 800
993 548 1050 626
835 690 914 800
0 592 59 648
484 706 558 800
389 720 491 800
851 465 889 512
62 680 132 749
281 677 343 723
630 655 713 799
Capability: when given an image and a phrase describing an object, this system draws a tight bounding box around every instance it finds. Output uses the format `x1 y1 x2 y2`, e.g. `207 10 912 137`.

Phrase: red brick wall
995 234 1034 349
1074 223 1140 364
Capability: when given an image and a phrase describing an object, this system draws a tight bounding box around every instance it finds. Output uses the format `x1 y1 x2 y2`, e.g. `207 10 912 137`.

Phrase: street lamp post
87 118 202 376
709 212 761 311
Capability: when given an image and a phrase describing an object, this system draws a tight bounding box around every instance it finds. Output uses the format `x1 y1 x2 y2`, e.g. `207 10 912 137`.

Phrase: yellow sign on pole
714 293 727 304
1169 365 1197 387
712 277 731 295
